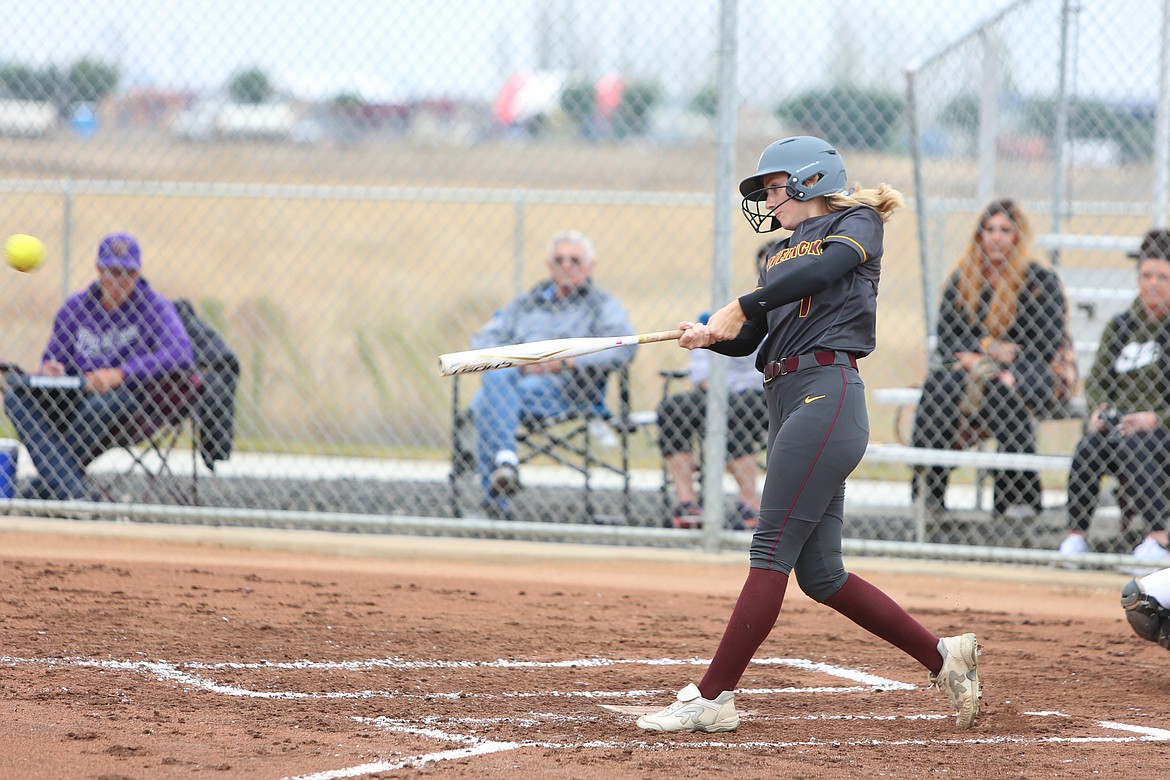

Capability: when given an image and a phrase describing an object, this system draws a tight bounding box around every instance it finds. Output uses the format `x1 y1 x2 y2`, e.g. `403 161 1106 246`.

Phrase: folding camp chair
449 365 634 524
92 371 204 504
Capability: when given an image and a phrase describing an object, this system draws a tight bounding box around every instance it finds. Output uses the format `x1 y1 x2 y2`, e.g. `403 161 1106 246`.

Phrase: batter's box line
1 654 914 700
176 655 915 690
6 654 1167 779
279 714 1170 780
366 713 1170 745
0 654 895 701
178 655 917 692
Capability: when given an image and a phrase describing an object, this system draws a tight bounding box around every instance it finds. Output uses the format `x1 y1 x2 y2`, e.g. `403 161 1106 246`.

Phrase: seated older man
468 230 635 520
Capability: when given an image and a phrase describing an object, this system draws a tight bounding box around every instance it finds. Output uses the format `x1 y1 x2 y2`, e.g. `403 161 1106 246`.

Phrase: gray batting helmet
739 136 848 233
739 136 847 201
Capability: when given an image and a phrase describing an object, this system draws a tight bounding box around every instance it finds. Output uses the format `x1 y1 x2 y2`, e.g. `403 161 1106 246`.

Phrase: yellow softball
5 233 45 272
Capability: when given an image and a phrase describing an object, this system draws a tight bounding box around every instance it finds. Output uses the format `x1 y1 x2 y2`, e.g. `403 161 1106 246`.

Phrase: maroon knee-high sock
822 573 942 674
698 568 788 699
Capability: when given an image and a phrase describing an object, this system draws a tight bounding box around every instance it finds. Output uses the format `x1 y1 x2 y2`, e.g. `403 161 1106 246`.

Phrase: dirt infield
2 516 1167 779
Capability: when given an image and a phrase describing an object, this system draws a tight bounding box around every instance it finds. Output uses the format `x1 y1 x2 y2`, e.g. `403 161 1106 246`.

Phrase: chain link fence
903 0 1170 560
1 0 1167 564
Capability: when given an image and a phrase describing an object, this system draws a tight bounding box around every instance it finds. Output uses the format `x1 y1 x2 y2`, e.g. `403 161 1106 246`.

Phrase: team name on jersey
767 239 823 270
76 324 141 358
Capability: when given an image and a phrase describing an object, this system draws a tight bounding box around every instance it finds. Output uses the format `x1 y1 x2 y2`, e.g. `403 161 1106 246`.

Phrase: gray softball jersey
749 206 884 364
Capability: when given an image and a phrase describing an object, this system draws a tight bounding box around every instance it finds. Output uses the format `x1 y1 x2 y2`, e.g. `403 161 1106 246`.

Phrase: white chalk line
5 653 1168 780
0 654 883 700
280 713 1170 780
177 655 914 689
1097 721 1170 739
283 739 520 780
0 654 914 700
367 712 1170 741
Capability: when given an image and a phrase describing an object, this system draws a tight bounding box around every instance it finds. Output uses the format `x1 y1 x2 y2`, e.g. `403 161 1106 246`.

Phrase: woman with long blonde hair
637 135 983 735
910 198 1067 520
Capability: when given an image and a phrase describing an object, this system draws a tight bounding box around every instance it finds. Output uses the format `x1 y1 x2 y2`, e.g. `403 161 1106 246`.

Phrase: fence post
512 196 527 296
905 66 934 368
61 179 74 303
1048 0 1076 267
977 31 998 205
1154 0 1170 227
700 0 738 552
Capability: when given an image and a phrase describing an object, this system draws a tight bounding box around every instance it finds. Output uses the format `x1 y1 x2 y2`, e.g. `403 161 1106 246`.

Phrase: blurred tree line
227 68 275 105
766 83 1155 160
559 77 663 139
0 58 120 112
4 56 1152 161
939 92 1156 162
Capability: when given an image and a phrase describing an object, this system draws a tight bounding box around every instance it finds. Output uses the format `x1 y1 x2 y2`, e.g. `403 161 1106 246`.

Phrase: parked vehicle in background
171 99 298 142
0 100 59 137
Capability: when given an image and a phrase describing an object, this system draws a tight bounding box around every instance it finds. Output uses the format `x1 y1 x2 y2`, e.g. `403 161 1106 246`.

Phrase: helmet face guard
741 194 786 234
739 136 847 233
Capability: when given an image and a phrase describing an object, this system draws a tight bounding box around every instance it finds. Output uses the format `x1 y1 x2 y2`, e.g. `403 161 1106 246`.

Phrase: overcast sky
2 1 1163 106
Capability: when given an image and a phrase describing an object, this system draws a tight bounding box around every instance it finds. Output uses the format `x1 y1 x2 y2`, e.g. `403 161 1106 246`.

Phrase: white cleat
489 463 521 496
636 683 740 733
929 633 982 729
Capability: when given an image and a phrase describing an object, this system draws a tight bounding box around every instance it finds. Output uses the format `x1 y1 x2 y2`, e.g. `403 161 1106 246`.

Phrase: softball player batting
637 136 982 733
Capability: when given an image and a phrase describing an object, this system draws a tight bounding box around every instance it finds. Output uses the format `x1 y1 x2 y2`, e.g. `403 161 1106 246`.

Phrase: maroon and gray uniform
710 205 884 600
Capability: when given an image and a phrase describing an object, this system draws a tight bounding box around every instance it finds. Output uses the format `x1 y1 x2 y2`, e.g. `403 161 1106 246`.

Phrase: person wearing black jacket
1058 229 1170 562
910 199 1067 520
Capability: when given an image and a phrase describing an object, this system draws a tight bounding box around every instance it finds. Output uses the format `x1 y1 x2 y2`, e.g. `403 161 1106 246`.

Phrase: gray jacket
471 279 636 397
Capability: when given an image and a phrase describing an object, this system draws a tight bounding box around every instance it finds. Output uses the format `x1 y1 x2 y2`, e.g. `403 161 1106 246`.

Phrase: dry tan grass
0 134 1150 455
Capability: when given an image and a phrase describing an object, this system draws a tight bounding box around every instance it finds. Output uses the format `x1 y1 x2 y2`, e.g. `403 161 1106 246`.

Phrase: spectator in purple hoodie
3 232 194 500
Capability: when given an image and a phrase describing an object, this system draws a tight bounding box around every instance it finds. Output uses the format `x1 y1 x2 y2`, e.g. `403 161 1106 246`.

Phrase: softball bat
438 329 684 376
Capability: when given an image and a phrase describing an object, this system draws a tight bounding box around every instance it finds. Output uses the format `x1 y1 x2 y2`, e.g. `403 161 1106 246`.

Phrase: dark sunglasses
99 265 138 278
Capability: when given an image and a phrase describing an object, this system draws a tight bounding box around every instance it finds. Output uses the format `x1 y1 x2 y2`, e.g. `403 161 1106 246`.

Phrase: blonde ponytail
826 183 905 223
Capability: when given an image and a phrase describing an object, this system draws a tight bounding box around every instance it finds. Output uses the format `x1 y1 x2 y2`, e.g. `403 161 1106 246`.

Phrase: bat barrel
438 351 508 376
438 329 683 376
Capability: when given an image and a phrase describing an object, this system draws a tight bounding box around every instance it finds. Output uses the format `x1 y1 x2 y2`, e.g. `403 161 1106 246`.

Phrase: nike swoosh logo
804 395 826 404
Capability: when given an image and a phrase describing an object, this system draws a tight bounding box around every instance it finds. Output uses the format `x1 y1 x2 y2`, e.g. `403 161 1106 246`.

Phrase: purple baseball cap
97 232 142 270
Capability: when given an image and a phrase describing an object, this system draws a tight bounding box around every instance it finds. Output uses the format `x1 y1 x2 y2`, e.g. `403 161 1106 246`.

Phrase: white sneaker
636 683 739 733
1133 536 1170 561
1058 533 1089 555
928 633 981 729
489 463 521 496
588 418 619 448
